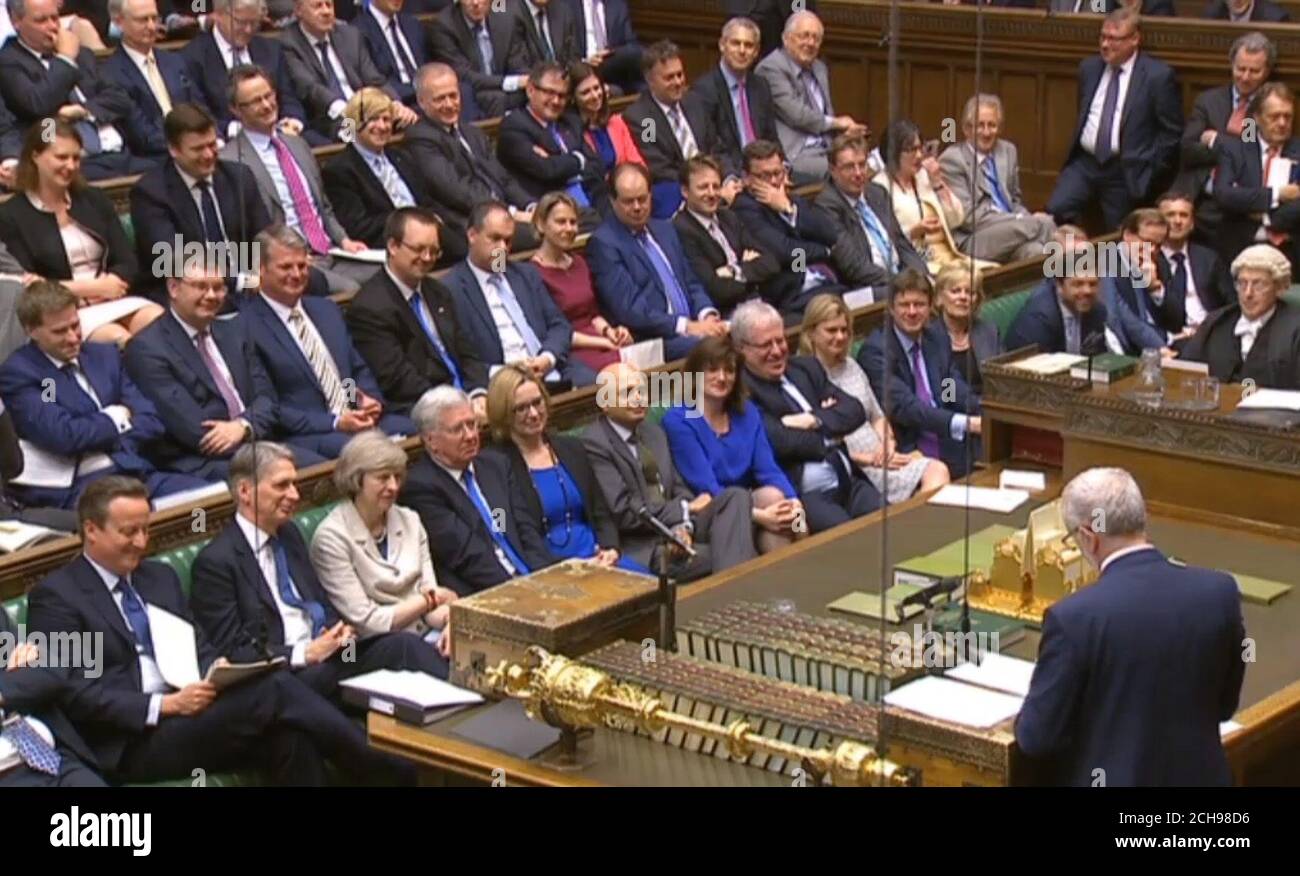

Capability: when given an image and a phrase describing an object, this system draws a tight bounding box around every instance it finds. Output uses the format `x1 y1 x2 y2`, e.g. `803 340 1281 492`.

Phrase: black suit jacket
509 0 582 67
0 93 21 162
623 92 735 184
672 207 795 314
190 517 341 664
1211 135 1300 266
1154 243 1234 334
0 42 132 129
346 267 489 413
25 556 220 772
398 451 550 595
740 356 866 489
353 6 434 105
182 32 306 134
1204 0 1290 19
1177 83 1235 202
496 108 608 203
689 65 779 172
402 114 533 226
565 0 642 88
99 47 202 160
489 433 619 551
1181 299 1300 389
814 182 927 292
429 6 531 116
0 186 137 286
1004 278 1110 355
280 21 393 139
730 190 841 286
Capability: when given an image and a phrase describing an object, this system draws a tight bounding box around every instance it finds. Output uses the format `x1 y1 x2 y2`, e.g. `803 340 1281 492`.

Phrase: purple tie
909 342 942 459
270 136 332 254
195 330 245 419
736 79 756 146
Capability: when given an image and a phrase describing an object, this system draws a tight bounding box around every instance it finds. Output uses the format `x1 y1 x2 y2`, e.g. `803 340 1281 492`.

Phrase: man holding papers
1016 467 1246 786
25 476 415 785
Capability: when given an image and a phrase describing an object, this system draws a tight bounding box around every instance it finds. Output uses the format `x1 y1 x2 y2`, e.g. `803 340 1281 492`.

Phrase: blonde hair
486 364 551 444
343 87 396 131
934 265 984 315
797 293 851 355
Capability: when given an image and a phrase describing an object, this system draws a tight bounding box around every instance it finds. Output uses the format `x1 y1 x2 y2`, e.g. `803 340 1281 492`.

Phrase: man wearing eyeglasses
1046 9 1181 232
1017 467 1245 786
348 207 489 416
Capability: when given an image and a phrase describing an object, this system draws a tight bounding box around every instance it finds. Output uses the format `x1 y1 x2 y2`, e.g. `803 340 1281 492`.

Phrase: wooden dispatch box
450 559 662 694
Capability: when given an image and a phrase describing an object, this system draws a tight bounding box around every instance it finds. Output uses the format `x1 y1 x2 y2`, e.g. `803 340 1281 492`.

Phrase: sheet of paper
1236 388 1300 412
842 288 875 310
327 246 387 264
620 338 664 369
9 441 76 489
151 483 229 512
945 653 1037 698
928 485 1029 513
1219 720 1243 739
0 520 64 553
1006 352 1087 375
1266 155 1294 189
145 605 202 689
1162 358 1209 375
339 669 484 710
998 469 1046 492
883 675 1023 729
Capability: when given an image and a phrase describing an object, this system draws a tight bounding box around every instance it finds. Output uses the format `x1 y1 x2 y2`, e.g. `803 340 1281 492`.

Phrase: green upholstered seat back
979 288 1034 339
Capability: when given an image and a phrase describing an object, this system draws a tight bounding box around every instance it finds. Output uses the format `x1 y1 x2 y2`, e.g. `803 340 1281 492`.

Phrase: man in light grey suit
754 10 867 185
939 93 1056 264
582 362 756 581
221 65 379 295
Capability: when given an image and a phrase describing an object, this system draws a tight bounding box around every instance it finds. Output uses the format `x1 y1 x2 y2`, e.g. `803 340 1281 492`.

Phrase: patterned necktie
636 231 691 317
1064 311 1081 355
981 156 1012 213
856 198 897 272
735 78 756 146
475 23 494 74
1094 65 1122 165
288 309 348 414
591 0 607 51
667 104 699 159
115 577 156 657
909 342 942 459
316 38 346 101
536 10 555 61
706 219 742 274
462 467 530 575
372 153 414 207
1226 95 1249 137
195 180 226 243
270 136 332 254
194 329 245 419
407 292 463 389
388 17 416 81
143 55 173 115
2 717 60 776
487 274 543 356
631 432 664 502
269 537 329 637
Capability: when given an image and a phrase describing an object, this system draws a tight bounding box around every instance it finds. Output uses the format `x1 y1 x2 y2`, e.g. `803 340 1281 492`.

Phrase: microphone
1082 328 1106 384
636 506 697 558
893 575 963 621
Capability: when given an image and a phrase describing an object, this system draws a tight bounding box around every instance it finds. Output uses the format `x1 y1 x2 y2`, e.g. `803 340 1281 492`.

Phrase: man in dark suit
1109 208 1176 351
496 61 608 211
129 103 273 303
586 163 727 361
509 0 581 68
1156 191 1235 342
1175 32 1273 240
445 201 592 387
689 17 779 175
1204 0 1290 21
102 0 202 163
182 0 310 143
244 225 414 459
190 443 447 700
403 63 539 249
0 282 210 509
1017 467 1245 786
1005 261 1112 357
1213 82 1300 271
429 0 532 118
583 361 756 579
674 154 798 317
858 271 980 479
0 94 20 190
1183 243 1300 389
354 0 436 107
1046 10 1182 231
722 0 816 59
567 0 642 94
817 134 926 298
735 299 880 532
400 385 551 594
0 0 156 180
624 40 734 219
347 208 489 415
0 403 79 532
281 0 419 141
124 260 327 481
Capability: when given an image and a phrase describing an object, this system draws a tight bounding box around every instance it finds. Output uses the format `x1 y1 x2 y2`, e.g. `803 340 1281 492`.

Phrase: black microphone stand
636 507 693 653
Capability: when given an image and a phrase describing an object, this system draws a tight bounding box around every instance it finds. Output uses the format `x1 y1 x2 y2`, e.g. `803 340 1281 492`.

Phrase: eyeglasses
1235 278 1274 292
236 91 276 109
532 84 569 100
397 240 442 259
514 397 547 415
741 337 786 352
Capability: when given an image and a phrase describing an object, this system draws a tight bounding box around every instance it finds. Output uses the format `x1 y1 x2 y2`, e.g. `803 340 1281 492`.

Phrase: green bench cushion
979 287 1034 340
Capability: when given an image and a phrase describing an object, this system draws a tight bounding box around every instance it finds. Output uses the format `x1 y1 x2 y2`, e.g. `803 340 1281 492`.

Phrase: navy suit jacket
321 143 459 249
242 294 387 436
353 7 433 105
1212 135 1300 266
0 342 166 493
1108 266 1171 352
190 517 341 664
123 313 279 473
1004 279 1110 355
0 42 132 129
564 0 641 87
1017 548 1245 786
1067 53 1182 203
730 191 840 272
0 92 21 162
689 65 779 173
100 47 201 160
398 451 551 595
1155 243 1235 334
443 261 574 370
496 108 608 203
26 556 220 772
182 33 306 134
586 215 716 341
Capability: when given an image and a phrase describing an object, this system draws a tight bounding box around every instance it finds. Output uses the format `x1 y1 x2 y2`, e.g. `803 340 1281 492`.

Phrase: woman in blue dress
484 365 647 573
662 337 807 554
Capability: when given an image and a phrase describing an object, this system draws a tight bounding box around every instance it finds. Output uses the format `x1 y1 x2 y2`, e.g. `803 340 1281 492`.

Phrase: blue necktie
269 537 329 637
1094 65 1122 165
548 124 591 207
487 274 543 357
856 198 898 273
462 467 529 575
408 293 463 389
115 578 155 657
196 181 225 244
636 231 691 317
2 717 60 776
475 23 494 74
981 157 1012 213
316 39 345 101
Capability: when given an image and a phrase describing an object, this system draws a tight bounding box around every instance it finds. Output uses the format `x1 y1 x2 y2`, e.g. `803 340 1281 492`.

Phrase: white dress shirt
367 5 418 84
1161 243 1207 328
1081 51 1137 158
41 351 126 476
652 96 699 159
84 554 167 725
1235 305 1276 359
232 513 315 667
465 260 559 378
122 43 174 114
303 24 354 119
581 0 603 58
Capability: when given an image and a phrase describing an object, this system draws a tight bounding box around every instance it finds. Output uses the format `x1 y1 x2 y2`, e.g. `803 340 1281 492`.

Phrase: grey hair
334 430 409 498
227 441 297 493
729 299 783 346
961 93 1003 129
1061 467 1147 538
416 62 458 96
412 385 472 435
1230 31 1276 70
254 223 310 264
721 16 760 42
783 9 822 39
212 0 266 14
107 0 128 19
6 0 27 19
1230 243 1291 288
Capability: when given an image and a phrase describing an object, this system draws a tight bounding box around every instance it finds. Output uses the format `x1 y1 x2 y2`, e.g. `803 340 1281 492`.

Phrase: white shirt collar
175 165 211 192
259 292 303 325
17 38 47 62
84 553 129 592
384 264 420 302
1236 305 1276 333
245 127 276 151
300 22 332 49
524 0 543 15
1161 242 1189 260
122 43 154 67
368 4 395 28
169 308 208 342
607 418 635 444
233 509 276 555
1111 51 1138 79
431 452 467 484
1099 543 1157 573
687 208 719 229
466 259 503 289
212 26 239 61
653 96 681 118
42 349 74 371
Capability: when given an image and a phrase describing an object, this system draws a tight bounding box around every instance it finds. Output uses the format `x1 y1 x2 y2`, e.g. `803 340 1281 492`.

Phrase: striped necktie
288 308 348 414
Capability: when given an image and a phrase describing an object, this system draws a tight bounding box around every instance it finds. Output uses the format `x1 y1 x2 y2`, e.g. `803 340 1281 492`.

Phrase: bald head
596 362 649 428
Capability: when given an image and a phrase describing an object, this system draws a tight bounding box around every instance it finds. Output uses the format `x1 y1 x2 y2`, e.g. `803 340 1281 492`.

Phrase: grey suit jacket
814 182 927 290
938 139 1026 248
219 130 348 245
280 21 393 132
754 48 835 167
580 416 693 567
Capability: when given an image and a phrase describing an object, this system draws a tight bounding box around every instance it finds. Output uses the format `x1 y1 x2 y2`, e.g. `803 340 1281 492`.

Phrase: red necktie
1226 97 1248 137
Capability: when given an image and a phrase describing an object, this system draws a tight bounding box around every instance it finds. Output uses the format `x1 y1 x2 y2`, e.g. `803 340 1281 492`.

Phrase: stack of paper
928 485 1029 513
1236 388 1300 412
945 653 1037 697
884 676 1023 729
1006 352 1087 375
998 469 1046 492
339 669 483 710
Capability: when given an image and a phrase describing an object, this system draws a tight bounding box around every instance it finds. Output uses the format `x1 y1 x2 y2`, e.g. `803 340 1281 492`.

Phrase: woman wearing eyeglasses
483 364 647 572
